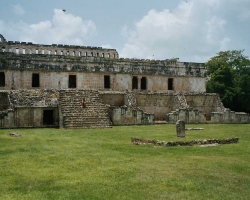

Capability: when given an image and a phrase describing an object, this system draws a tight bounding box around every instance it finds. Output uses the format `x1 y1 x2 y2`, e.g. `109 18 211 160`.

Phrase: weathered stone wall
99 92 226 121
0 90 59 128
8 89 59 107
99 92 126 106
185 93 224 120
211 109 249 124
0 38 119 59
0 51 206 93
0 107 59 128
166 108 206 124
0 92 10 110
135 93 180 120
131 137 239 146
110 106 154 125
0 68 206 93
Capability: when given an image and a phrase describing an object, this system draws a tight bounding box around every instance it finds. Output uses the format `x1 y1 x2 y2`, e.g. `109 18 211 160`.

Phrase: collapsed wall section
0 89 59 128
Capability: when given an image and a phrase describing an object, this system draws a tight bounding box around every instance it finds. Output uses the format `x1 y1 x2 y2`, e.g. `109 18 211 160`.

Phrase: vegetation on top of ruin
0 56 7 66
206 50 250 113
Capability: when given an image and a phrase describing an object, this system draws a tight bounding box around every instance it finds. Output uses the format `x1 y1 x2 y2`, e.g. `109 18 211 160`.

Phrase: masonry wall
0 38 119 59
135 93 180 120
211 109 249 124
0 107 59 128
110 106 155 125
185 93 224 120
0 69 206 93
0 50 206 93
99 92 125 106
99 92 226 121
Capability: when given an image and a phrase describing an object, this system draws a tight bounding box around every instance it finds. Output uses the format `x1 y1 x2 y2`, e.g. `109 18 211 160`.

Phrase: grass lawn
0 124 250 200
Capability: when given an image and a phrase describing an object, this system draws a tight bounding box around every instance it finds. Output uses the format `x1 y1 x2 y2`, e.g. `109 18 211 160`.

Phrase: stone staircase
215 94 225 113
59 89 111 128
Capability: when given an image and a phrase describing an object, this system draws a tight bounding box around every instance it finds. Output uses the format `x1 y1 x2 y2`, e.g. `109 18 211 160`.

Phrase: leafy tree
206 50 250 113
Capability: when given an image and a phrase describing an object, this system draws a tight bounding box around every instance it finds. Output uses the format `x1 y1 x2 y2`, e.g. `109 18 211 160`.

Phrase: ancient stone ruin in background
0 34 249 128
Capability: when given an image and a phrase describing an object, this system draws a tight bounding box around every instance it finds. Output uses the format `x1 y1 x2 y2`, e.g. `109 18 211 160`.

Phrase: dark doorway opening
69 75 76 88
0 72 5 87
32 73 40 87
132 76 138 89
141 77 147 90
104 75 110 89
168 78 173 90
43 110 54 125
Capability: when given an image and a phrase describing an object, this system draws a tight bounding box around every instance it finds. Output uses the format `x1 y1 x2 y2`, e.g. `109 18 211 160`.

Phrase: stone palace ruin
0 34 249 128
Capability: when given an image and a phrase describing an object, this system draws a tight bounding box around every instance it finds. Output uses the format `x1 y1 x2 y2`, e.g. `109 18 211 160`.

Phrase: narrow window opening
9 48 12 52
66 51 69 56
48 50 51 55
108 53 110 58
114 54 116 58
104 75 110 89
73 51 75 56
85 52 87 56
168 78 173 90
36 49 38 54
68 75 76 88
43 110 54 125
16 48 19 54
141 77 147 90
54 50 57 55
29 49 32 54
97 53 99 57
132 76 138 89
32 73 40 87
42 50 44 54
102 53 104 57
2 47 5 52
79 51 81 56
91 52 93 57
61 51 63 55
0 72 5 87
22 48 25 54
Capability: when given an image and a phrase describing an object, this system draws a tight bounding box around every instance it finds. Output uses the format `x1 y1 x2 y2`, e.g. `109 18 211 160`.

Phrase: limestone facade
0 34 249 128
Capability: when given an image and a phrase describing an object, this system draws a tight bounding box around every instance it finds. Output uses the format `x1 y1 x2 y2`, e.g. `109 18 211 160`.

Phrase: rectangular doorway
43 110 54 125
104 75 110 89
0 72 5 87
68 75 76 88
168 78 173 90
32 73 40 87
132 76 138 89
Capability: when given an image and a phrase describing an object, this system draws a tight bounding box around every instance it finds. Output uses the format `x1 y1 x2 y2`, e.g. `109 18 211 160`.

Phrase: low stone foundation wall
211 109 249 123
131 137 239 147
166 108 206 124
110 106 154 125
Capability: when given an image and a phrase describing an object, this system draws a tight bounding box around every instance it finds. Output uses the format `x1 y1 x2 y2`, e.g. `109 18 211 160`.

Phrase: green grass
0 124 250 200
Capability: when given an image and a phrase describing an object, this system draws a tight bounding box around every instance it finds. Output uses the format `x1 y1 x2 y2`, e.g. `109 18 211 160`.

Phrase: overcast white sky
0 0 250 62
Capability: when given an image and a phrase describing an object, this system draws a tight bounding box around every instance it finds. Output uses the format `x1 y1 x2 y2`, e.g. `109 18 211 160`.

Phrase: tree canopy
206 50 250 113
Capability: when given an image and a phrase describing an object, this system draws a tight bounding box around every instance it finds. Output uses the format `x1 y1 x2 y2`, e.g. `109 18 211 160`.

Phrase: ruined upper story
0 34 119 59
0 34 205 77
0 34 206 93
